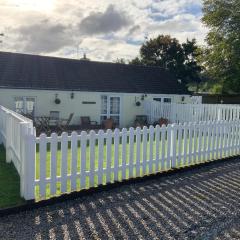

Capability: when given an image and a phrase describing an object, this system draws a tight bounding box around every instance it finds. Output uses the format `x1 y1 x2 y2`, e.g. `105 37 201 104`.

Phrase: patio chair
80 116 101 130
134 115 148 128
57 113 74 132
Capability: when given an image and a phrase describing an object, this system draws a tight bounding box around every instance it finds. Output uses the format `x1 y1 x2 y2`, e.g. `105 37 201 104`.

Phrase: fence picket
39 133 47 198
129 127 134 178
106 129 112 184
89 130 96 187
71 131 78 191
80 131 87 189
161 125 166 170
114 128 120 181
166 125 172 169
142 126 148 175
171 124 177 168
155 125 160 171
183 123 188 166
149 125 154 174
61 132 68 193
136 127 141 177
50 133 58 195
177 123 182 167
98 130 104 185
122 128 127 180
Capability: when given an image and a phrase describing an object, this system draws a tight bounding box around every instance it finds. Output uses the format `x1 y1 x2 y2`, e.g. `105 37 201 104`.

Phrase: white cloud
0 0 207 61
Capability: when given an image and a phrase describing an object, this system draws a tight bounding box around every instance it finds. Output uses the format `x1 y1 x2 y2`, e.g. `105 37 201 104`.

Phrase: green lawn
0 133 225 204
0 145 25 209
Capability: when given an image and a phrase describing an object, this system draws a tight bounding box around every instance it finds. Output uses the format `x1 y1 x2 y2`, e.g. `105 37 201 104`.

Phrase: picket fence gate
145 101 240 124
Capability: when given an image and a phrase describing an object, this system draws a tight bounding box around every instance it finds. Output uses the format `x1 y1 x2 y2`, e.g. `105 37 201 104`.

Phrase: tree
130 35 202 86
115 58 127 64
202 0 240 93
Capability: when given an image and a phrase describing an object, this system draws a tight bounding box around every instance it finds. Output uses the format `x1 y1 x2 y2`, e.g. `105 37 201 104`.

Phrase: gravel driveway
1 158 240 240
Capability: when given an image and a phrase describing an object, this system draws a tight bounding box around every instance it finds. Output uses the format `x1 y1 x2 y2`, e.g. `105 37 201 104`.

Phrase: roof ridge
0 51 166 71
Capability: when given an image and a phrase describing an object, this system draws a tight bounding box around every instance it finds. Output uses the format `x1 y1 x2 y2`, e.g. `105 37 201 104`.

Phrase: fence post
20 123 35 200
6 112 12 163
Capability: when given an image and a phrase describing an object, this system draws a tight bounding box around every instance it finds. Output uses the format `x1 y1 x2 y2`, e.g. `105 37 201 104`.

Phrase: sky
0 0 208 62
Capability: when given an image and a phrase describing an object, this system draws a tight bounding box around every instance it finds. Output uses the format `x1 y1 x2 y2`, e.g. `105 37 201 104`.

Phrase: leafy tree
130 35 202 86
202 0 240 93
115 58 127 64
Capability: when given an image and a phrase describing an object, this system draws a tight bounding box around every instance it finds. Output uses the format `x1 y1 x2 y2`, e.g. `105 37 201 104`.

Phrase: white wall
0 88 192 127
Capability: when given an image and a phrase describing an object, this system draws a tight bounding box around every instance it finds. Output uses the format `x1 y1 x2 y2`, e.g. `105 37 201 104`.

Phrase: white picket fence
1 104 240 201
0 106 35 173
145 101 240 124
28 120 240 200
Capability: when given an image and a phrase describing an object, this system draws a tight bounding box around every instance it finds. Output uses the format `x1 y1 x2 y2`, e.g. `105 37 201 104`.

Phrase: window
49 111 60 120
101 96 107 114
153 98 162 102
14 97 36 116
100 95 121 126
26 97 35 115
15 97 24 114
153 97 172 103
163 98 171 103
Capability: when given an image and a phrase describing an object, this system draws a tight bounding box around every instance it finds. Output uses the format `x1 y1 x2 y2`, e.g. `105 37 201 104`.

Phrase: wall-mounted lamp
141 94 148 101
70 91 74 99
135 96 141 107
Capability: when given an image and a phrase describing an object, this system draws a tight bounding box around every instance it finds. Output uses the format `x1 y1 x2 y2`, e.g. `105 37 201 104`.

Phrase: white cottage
0 51 192 128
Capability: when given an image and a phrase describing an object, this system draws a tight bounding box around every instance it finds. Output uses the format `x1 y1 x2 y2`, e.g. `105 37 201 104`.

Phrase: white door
101 95 121 126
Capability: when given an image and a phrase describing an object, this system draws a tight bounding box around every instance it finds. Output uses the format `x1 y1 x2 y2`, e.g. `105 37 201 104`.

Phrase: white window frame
152 96 172 103
14 96 36 116
100 95 122 127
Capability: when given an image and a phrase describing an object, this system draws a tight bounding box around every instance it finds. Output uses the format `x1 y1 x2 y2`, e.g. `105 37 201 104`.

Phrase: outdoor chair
134 115 148 128
80 116 101 130
57 113 74 132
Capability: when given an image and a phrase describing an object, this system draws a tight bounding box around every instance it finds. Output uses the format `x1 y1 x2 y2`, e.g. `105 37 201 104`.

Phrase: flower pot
104 118 114 129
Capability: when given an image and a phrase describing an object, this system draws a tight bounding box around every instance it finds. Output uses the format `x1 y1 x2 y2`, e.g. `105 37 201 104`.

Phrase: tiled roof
0 51 188 94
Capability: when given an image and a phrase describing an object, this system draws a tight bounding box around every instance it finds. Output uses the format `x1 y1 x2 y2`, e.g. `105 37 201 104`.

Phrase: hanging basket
136 101 141 106
55 98 61 104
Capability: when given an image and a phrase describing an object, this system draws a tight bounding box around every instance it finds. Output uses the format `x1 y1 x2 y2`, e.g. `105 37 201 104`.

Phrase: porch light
71 91 74 99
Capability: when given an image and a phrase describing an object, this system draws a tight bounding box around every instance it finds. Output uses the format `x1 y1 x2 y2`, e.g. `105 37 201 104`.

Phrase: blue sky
0 0 207 61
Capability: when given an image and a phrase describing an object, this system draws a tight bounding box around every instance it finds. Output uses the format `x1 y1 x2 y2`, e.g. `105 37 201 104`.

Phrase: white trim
100 94 123 127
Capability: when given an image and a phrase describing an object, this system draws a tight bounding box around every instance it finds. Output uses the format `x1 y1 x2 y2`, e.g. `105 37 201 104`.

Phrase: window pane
110 97 120 114
163 98 171 103
153 98 162 102
101 96 107 114
15 97 24 114
26 97 35 115
50 111 60 120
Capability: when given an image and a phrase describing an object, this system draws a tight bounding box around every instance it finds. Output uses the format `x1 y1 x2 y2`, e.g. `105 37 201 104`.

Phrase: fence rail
145 101 240 124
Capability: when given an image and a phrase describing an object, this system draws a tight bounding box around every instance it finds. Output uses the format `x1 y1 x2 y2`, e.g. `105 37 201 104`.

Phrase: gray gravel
1 159 240 240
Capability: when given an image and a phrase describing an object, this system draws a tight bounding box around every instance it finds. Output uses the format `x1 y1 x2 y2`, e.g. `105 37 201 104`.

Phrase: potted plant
104 118 114 129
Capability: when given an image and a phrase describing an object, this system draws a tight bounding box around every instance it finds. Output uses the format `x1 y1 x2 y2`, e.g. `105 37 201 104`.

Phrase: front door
101 95 121 127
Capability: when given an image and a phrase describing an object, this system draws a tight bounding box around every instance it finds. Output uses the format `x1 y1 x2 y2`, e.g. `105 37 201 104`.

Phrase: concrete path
1 158 240 240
